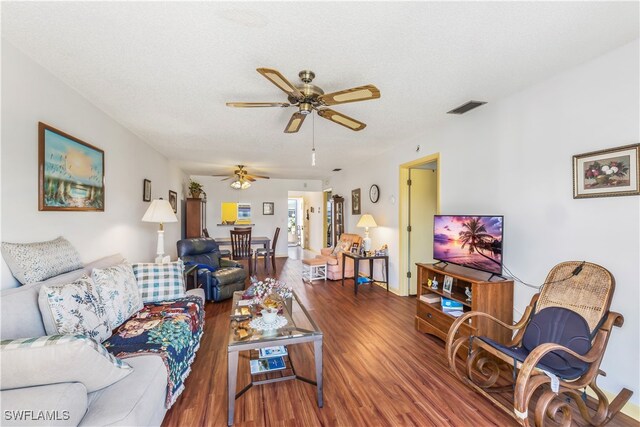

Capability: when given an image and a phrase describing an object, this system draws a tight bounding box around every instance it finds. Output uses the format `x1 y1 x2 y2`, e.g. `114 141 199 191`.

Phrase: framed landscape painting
573 144 639 199
38 122 104 211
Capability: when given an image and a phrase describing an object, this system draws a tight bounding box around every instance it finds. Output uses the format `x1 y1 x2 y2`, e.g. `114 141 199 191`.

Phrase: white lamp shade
142 199 178 223
357 214 378 228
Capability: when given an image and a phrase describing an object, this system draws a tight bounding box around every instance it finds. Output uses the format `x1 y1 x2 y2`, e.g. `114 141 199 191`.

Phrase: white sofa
0 254 205 426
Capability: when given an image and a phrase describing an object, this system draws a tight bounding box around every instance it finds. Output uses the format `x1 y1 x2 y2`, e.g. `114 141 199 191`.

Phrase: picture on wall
237 203 251 223
143 179 151 202
263 202 274 215
168 190 177 213
38 122 104 211
573 144 639 199
351 188 361 215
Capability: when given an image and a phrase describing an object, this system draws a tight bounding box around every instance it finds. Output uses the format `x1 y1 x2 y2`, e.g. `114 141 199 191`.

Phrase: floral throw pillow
331 240 352 256
38 275 112 342
92 263 144 329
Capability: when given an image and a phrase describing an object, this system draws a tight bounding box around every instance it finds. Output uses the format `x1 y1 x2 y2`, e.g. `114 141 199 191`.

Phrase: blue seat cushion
477 307 592 380
184 261 218 273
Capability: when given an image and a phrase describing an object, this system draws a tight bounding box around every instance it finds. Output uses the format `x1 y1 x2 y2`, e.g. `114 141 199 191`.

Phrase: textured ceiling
2 2 638 179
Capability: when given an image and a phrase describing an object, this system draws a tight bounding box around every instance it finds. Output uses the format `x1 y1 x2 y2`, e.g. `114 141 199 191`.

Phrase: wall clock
369 184 380 203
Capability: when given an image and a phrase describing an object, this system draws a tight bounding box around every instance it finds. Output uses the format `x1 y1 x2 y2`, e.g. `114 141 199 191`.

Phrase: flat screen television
433 215 503 275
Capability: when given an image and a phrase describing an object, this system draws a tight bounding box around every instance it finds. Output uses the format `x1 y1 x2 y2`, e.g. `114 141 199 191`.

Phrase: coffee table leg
314 337 324 408
228 350 239 426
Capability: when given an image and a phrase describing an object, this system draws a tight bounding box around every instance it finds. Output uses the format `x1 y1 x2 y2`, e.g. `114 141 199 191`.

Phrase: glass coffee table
227 291 323 426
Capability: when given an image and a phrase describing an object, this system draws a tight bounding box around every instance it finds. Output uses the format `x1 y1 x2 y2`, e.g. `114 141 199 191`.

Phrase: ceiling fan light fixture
230 178 252 190
299 102 313 115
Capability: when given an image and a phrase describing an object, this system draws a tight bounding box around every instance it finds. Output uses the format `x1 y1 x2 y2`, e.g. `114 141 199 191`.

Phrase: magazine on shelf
441 297 463 309
258 346 288 359
250 356 286 374
444 309 465 318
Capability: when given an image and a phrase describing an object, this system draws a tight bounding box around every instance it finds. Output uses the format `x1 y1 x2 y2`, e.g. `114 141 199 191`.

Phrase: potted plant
188 180 203 198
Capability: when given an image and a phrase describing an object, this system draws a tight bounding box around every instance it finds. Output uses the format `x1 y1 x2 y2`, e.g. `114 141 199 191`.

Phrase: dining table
214 236 272 273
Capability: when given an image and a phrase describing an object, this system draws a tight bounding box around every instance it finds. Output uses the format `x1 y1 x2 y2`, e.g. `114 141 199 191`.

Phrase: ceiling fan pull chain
311 113 316 167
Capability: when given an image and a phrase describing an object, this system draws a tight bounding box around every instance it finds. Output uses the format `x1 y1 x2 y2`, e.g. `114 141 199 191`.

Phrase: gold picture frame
38 122 104 211
573 144 639 199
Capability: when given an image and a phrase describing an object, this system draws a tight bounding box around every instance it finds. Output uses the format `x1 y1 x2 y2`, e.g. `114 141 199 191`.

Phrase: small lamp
357 214 378 252
142 199 178 263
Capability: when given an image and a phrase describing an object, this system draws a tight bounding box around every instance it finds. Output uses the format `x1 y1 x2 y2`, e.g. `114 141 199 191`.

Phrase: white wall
190 176 322 256
289 190 324 252
328 40 640 405
1 40 187 289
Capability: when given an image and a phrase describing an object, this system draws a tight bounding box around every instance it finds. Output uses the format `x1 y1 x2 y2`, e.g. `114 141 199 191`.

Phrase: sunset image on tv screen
433 216 503 274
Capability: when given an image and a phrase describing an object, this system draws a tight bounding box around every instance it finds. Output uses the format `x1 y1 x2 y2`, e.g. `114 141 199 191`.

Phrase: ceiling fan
212 165 269 189
226 68 380 133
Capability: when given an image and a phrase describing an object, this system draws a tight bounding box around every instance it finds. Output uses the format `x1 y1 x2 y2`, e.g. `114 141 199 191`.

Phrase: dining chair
255 227 280 274
230 228 253 277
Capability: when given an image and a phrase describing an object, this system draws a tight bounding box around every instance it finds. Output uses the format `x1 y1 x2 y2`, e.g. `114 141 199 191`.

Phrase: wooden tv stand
415 263 513 346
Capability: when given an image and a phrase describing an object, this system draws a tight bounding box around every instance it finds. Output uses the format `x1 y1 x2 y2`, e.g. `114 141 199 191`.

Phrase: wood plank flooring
162 257 636 427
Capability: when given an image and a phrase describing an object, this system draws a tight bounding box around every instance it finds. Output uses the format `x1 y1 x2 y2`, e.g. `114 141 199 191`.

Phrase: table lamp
142 199 178 263
357 214 377 252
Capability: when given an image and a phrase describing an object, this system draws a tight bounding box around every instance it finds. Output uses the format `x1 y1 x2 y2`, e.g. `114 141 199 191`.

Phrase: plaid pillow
132 260 185 303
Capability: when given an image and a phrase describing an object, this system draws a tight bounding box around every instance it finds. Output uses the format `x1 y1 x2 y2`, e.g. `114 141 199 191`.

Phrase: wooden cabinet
331 196 344 245
415 263 513 345
185 198 205 238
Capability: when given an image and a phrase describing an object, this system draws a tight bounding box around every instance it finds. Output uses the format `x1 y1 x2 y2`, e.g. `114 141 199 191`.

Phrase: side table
341 253 389 295
183 264 200 291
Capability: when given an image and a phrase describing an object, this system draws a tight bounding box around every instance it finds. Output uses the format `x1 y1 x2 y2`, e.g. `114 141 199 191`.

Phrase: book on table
250 356 286 374
258 346 288 359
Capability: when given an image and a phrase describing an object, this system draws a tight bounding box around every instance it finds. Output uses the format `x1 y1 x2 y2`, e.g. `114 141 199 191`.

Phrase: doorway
399 154 440 296
287 198 303 247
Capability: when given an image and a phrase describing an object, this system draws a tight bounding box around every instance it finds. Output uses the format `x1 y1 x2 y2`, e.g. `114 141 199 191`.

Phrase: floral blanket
104 296 204 408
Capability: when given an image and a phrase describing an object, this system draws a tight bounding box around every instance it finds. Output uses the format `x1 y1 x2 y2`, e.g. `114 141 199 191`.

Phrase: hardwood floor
162 257 636 427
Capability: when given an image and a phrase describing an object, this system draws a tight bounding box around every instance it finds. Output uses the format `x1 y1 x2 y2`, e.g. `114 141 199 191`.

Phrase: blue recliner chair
177 238 247 302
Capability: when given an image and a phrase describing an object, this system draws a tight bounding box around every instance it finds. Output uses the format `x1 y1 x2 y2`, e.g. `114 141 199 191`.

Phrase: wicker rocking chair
445 261 633 426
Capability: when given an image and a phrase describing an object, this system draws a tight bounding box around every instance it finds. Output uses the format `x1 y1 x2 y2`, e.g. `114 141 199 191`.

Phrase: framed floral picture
168 190 177 213
573 144 639 199
263 202 274 215
351 188 361 215
143 179 151 202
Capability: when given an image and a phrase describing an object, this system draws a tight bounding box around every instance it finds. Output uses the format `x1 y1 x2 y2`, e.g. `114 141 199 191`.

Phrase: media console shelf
415 263 514 347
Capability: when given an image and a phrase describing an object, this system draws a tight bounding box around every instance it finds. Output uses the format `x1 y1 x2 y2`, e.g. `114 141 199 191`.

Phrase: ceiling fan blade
226 102 290 108
245 176 256 182
284 112 306 133
318 84 380 106
220 176 233 181
245 174 271 180
257 68 303 100
317 109 366 131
